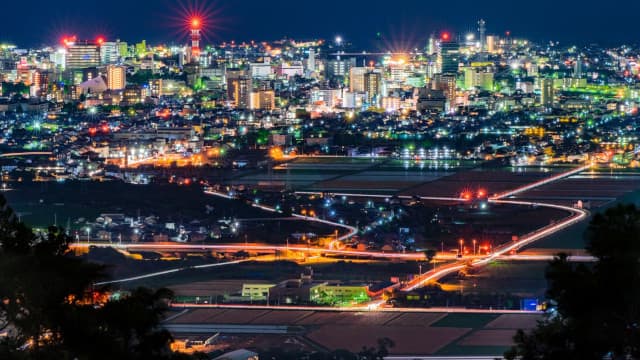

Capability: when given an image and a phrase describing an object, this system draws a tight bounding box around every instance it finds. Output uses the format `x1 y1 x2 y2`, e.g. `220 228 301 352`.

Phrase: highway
401 165 591 291
81 164 593 294
73 241 595 264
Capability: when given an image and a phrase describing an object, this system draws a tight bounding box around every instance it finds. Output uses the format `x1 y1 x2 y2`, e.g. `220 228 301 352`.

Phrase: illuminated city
2 1 640 359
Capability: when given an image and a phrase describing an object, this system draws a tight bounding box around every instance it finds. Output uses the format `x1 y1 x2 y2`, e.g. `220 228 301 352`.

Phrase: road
94 258 254 286
0 151 53 158
204 189 359 242
81 164 592 293
169 302 540 314
401 165 591 291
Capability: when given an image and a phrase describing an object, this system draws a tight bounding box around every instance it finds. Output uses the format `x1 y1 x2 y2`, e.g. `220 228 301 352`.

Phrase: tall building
190 18 202 62
50 49 66 70
307 48 316 74
437 37 460 75
250 90 275 110
478 19 487 52
32 70 50 97
65 41 100 70
150 79 163 97
540 78 554 107
432 74 457 102
364 71 381 105
326 58 355 78
100 42 119 64
463 67 494 91
349 67 367 92
574 56 583 78
117 41 129 59
106 65 126 91
227 70 252 109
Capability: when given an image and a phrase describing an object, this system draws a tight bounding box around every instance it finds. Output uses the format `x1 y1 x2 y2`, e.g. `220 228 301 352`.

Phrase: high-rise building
117 41 129 59
478 19 487 52
250 90 275 110
364 71 381 105
135 41 147 57
463 67 494 91
65 41 100 70
349 67 367 92
326 58 356 78
32 70 50 97
437 36 460 75
227 70 252 109
574 56 583 78
106 65 126 90
150 79 163 97
307 48 316 74
540 78 554 107
432 74 457 102
427 34 437 55
486 35 497 53
100 42 119 64
50 49 66 70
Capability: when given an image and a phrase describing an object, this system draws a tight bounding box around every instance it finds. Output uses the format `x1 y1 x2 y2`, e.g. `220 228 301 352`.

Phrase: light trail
170 303 540 315
72 242 427 260
401 164 592 291
0 151 53 158
204 189 359 241
94 259 251 286
491 163 593 199
295 191 467 203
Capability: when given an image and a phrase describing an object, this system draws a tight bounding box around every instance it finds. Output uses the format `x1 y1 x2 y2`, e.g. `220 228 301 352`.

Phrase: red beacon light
190 17 202 30
96 36 105 45
441 32 451 41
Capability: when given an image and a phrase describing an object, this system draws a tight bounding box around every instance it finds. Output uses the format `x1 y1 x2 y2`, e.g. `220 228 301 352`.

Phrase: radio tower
478 19 486 52
190 17 202 62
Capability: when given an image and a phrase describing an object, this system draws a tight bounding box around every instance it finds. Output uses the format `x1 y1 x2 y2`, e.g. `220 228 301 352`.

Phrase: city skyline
1 0 639 47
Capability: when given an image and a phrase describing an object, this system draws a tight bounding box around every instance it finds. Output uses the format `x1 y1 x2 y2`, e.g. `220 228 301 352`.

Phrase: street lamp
472 239 477 255
85 227 91 243
458 238 464 257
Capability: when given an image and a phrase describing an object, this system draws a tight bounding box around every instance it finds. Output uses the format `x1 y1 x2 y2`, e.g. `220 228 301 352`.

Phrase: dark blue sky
1 0 638 48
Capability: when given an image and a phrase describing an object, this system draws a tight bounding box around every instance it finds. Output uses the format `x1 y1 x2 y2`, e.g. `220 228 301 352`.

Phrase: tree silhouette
0 194 197 359
506 204 640 360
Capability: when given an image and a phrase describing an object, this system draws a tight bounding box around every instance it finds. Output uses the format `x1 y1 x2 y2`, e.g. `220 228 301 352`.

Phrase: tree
505 204 640 360
424 249 437 264
0 194 196 359
358 337 395 360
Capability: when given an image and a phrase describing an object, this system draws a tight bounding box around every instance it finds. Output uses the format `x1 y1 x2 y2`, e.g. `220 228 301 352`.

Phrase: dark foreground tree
0 195 195 359
505 204 640 360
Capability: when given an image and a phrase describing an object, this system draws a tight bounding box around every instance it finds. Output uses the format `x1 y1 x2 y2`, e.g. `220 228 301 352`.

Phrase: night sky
1 0 638 48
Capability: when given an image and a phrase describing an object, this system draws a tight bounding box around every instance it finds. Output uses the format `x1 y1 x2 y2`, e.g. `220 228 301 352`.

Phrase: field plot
440 261 549 299
249 311 314 325
166 308 543 356
485 314 542 329
306 325 470 354
385 313 447 327
457 329 518 346
401 167 571 198
513 172 640 207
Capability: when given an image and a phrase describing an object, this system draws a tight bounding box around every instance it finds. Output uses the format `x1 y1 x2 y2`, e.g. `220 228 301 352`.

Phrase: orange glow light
190 17 201 29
